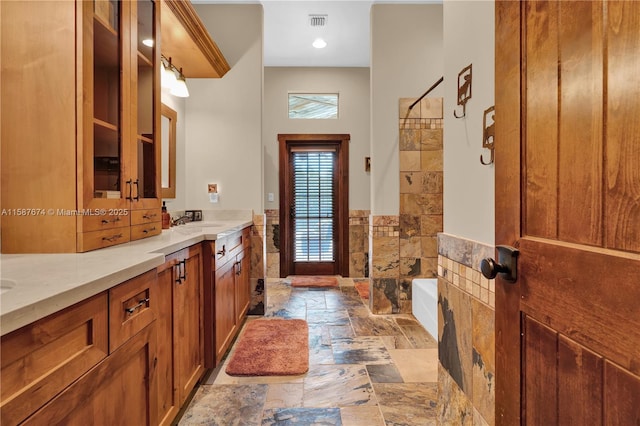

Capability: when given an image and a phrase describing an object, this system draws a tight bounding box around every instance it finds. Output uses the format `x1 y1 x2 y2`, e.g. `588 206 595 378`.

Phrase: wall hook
453 64 472 118
480 105 495 165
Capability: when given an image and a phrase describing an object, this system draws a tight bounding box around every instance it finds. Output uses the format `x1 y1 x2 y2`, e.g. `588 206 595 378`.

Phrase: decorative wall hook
481 105 495 165
453 64 472 118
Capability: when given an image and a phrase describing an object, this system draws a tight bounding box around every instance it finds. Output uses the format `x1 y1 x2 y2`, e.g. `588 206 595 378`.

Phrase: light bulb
170 72 189 98
312 38 327 49
161 62 177 89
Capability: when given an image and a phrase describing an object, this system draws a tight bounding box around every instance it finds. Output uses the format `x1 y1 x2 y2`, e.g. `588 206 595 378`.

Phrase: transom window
288 93 338 119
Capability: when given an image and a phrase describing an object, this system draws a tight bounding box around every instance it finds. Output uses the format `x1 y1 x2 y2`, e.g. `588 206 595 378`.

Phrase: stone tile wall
369 97 444 315
265 209 280 278
436 233 495 425
349 210 370 278
264 209 370 279
249 213 266 315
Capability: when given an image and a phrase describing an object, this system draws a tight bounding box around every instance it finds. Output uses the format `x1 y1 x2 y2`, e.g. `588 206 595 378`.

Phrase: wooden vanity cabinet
23 324 158 426
0 269 161 426
0 294 109 426
204 227 251 367
157 244 205 425
0 0 161 254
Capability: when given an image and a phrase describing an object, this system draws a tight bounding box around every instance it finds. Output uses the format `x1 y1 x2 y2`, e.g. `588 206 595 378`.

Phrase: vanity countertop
0 219 252 336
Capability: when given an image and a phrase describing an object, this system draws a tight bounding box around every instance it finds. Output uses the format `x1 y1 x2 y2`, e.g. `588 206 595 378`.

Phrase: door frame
278 134 350 278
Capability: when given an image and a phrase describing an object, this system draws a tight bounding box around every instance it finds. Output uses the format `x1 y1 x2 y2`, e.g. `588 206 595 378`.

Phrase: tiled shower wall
369 97 444 314
437 233 495 426
264 209 370 279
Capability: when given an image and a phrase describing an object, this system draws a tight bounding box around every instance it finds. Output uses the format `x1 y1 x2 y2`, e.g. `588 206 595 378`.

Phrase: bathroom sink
0 278 16 295
173 226 202 235
184 221 222 228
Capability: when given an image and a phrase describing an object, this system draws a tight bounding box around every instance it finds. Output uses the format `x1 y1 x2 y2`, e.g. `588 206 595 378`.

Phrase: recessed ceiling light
312 38 327 49
142 38 154 47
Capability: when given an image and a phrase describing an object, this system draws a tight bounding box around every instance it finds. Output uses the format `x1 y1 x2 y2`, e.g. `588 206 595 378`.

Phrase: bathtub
412 278 438 340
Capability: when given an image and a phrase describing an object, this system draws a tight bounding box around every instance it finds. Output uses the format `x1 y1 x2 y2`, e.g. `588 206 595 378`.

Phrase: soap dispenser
162 202 171 229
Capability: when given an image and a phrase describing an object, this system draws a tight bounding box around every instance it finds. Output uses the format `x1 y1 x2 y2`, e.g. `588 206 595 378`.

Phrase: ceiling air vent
309 14 327 27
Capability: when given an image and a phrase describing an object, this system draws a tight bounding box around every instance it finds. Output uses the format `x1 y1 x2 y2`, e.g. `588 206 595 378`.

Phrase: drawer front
82 212 131 232
77 227 130 252
130 222 161 241
213 236 229 269
131 208 161 225
0 293 108 426
109 269 157 352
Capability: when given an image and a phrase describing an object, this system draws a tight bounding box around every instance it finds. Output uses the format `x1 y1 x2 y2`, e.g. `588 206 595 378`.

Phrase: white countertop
0 219 252 336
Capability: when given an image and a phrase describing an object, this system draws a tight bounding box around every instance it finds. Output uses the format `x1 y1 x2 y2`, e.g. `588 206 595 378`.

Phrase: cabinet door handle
217 245 226 257
175 262 182 284
125 298 150 315
133 179 140 201
180 259 187 282
126 179 133 201
175 260 187 284
235 260 242 276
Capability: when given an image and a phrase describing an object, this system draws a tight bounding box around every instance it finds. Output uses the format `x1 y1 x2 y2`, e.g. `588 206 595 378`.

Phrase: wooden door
278 134 350 277
495 1 640 424
214 258 237 364
156 257 179 426
174 245 204 406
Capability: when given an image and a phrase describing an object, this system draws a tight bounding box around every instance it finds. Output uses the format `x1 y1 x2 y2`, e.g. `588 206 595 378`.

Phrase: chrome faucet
171 215 192 226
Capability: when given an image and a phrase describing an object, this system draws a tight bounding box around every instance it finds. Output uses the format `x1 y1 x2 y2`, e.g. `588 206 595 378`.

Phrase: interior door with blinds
278 134 350 278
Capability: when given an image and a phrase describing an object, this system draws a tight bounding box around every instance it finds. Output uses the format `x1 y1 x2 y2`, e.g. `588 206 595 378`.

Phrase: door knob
480 245 519 283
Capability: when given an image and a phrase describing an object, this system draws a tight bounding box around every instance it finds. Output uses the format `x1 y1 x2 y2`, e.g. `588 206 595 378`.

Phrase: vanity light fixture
312 38 327 49
170 69 190 98
161 55 189 97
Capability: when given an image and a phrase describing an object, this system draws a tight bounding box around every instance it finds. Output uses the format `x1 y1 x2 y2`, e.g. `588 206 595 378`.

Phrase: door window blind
292 151 335 262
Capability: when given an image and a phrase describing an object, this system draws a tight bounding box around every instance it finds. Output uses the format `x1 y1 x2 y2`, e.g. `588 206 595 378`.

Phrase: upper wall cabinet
161 0 230 78
0 0 162 253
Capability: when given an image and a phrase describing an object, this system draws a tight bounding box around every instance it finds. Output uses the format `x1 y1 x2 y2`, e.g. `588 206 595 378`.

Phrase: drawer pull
142 213 157 220
217 245 226 257
102 233 123 242
101 217 121 225
142 226 157 234
125 298 149 315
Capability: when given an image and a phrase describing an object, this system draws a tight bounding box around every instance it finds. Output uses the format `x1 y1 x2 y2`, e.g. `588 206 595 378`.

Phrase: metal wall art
453 64 472 118
481 105 495 165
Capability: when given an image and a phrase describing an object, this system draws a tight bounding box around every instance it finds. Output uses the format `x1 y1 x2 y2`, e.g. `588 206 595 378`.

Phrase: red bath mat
290 276 339 288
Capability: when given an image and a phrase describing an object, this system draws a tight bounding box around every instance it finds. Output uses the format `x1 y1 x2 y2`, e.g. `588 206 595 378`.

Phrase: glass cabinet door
92 0 124 202
133 0 159 205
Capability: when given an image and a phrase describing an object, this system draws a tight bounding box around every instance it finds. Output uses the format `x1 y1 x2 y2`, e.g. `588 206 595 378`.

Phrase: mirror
161 103 177 198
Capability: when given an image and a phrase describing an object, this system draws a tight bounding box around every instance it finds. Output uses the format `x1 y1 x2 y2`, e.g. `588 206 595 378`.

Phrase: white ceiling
193 0 438 67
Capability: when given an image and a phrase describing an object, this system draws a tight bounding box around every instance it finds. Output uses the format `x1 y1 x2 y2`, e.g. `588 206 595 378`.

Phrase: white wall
185 4 263 213
161 92 187 212
263 67 370 210
370 4 444 215
443 0 495 245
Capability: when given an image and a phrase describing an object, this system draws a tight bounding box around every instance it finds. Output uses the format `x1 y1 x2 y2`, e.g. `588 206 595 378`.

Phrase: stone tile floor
178 277 438 425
